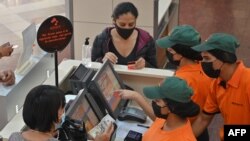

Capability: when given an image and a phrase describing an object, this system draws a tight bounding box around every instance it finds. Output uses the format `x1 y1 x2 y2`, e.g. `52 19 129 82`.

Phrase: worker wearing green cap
156 25 212 141
191 33 250 140
118 76 200 141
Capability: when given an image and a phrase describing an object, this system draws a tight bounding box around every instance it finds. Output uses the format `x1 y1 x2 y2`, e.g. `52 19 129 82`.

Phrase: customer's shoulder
8 132 24 141
98 27 112 37
136 28 151 36
8 132 58 141
136 28 153 42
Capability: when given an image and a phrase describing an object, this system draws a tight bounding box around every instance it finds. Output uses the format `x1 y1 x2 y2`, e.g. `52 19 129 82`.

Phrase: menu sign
37 15 73 52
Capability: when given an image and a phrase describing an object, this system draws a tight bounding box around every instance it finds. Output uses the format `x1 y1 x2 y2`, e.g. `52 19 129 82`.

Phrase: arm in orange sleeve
203 81 220 114
192 81 218 137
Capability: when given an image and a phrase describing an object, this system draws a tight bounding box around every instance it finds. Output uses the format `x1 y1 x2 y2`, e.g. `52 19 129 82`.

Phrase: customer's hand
94 123 114 141
0 43 13 57
117 89 140 101
135 57 145 69
0 70 15 86
102 52 118 64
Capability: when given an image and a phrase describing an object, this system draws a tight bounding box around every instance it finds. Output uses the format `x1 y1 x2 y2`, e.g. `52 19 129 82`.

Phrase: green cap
192 33 240 54
156 25 200 48
143 77 193 103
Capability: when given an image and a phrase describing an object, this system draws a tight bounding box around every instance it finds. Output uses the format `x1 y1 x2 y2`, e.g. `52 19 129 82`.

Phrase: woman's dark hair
208 49 237 64
112 2 138 20
163 98 200 118
23 85 66 132
171 43 203 61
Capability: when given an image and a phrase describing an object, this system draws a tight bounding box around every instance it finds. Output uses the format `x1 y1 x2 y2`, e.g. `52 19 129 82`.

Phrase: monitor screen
88 60 128 118
66 89 103 132
96 64 121 111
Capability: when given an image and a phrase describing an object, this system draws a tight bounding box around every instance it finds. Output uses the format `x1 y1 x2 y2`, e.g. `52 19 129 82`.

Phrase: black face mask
115 24 134 40
152 101 168 119
166 51 180 66
201 62 221 78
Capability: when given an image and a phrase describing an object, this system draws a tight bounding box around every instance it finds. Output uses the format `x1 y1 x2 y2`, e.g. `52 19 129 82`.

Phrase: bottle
82 37 92 67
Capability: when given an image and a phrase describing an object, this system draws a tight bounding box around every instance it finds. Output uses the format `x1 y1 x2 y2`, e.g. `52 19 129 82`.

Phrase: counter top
44 59 174 85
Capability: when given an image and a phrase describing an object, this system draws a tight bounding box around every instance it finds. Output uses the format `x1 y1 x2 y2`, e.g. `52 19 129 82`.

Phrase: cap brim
191 42 215 52
156 36 176 48
143 86 163 99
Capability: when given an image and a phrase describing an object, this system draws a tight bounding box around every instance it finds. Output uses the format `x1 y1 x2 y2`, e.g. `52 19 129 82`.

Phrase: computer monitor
65 89 104 132
69 64 96 94
88 60 128 118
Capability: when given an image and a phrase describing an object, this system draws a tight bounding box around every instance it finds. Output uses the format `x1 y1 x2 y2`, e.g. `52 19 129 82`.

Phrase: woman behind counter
91 2 157 69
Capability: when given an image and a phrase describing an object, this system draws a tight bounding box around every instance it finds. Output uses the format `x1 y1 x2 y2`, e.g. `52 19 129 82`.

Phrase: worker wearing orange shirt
191 33 250 140
119 76 200 141
156 25 212 141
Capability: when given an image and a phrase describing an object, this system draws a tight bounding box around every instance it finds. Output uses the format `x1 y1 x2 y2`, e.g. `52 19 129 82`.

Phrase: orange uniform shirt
175 63 212 122
143 118 197 141
204 61 250 123
204 62 250 124
203 61 250 139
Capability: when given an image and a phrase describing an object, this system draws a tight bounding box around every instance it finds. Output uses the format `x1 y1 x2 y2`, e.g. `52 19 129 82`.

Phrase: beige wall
71 0 175 61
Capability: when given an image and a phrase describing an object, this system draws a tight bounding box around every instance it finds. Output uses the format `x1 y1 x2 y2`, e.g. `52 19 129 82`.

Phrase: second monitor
88 60 128 118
